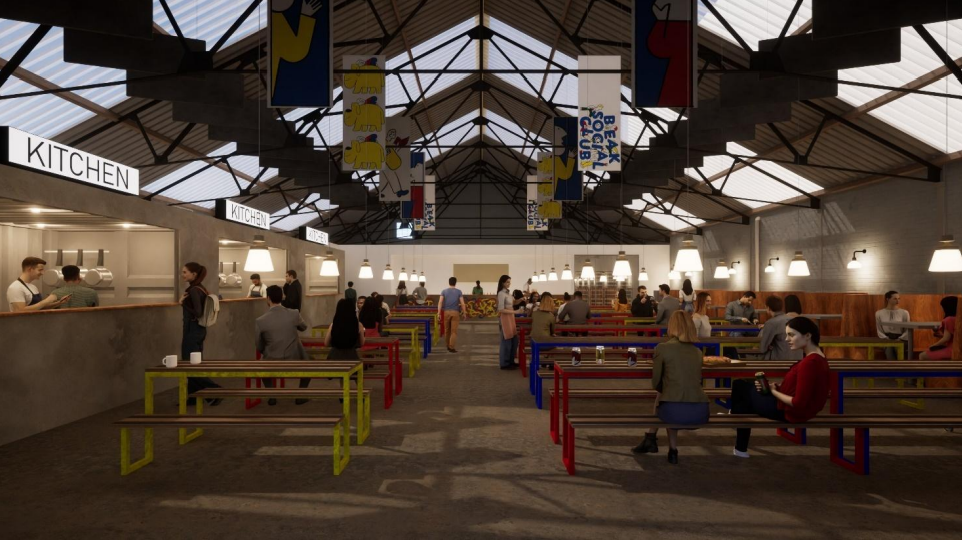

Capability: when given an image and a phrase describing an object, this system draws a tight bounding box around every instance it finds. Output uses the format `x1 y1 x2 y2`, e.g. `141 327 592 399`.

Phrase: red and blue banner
632 0 697 108
268 0 332 108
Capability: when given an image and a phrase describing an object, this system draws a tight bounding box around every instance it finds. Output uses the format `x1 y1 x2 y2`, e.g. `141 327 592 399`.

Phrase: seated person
511 290 526 311
920 296 957 361
633 311 709 464
51 265 99 308
530 292 556 342
612 288 630 312
730 317 830 457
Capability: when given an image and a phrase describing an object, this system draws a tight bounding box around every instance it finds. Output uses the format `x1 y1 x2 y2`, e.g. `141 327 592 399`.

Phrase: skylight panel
868 74 962 153
0 77 96 138
697 0 812 51
416 109 481 163
153 0 266 50
271 193 337 231
628 194 704 231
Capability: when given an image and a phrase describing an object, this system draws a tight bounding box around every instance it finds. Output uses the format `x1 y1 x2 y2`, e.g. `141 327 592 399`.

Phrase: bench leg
830 427 870 475
408 350 417 378
179 377 203 445
898 378 926 410
383 374 393 410
245 378 262 410
562 422 576 475
550 380 560 444
332 419 349 476
777 428 807 445
120 427 154 476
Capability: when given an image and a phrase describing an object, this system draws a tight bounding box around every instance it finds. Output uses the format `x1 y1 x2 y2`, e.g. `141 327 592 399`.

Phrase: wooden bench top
116 414 343 427
566 414 962 429
192 389 369 398
146 361 361 373
530 336 903 345
549 388 962 398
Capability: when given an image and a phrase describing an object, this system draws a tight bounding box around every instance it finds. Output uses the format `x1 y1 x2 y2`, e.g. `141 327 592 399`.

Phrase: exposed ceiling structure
1 0 960 244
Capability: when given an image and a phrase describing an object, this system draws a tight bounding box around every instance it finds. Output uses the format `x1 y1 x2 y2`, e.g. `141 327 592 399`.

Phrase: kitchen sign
216 199 271 230
298 226 329 245
1 126 139 195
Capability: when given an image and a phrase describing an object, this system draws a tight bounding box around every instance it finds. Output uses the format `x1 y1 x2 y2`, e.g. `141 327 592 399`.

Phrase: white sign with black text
216 200 271 230
299 226 329 245
1 126 140 195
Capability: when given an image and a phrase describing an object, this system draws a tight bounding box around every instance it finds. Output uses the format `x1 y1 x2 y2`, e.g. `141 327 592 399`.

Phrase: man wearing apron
248 274 265 298
6 257 71 312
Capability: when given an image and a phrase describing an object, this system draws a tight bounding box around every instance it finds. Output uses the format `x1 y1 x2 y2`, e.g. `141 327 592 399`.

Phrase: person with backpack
180 262 221 405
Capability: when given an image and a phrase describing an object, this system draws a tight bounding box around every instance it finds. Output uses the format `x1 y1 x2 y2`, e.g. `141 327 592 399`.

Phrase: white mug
190 352 202 365
162 355 178 368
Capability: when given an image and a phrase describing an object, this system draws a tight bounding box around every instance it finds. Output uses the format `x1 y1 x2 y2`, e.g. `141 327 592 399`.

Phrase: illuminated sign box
215 199 271 230
298 226 329 245
0 126 139 195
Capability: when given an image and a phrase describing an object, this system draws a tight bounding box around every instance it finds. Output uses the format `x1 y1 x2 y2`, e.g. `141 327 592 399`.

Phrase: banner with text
577 55 621 172
414 176 436 231
268 0 333 108
526 177 549 231
632 0 697 107
536 151 562 219
342 54 386 171
379 115 411 201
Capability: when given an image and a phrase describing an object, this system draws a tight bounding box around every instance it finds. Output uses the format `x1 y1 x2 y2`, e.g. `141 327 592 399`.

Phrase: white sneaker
733 448 750 458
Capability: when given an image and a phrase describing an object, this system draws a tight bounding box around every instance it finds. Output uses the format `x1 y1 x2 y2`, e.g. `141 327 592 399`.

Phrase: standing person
396 280 408 306
7 257 71 312
530 293 557 341
691 292 712 338
632 311 709 464
51 265 99 308
255 285 310 404
282 270 302 311
472 280 484 295
413 281 428 305
920 296 958 361
344 281 357 303
524 278 533 294
631 286 654 318
324 298 365 359
247 274 265 298
496 275 522 370
655 284 680 325
679 279 695 313
180 262 221 405
438 277 467 353
876 291 911 360
759 296 801 361
724 291 758 359
730 317 830 457
558 291 591 325
612 288 630 312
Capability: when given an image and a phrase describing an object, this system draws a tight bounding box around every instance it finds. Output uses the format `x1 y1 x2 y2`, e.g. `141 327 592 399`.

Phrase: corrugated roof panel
868 74 962 153
627 194 705 232
0 77 97 138
153 0 266 49
418 109 480 163
697 0 812 51
271 193 337 231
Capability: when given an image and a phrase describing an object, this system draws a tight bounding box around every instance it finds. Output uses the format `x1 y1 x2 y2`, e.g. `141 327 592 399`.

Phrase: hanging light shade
398 268 409 281
764 257 778 274
847 249 866 270
674 234 703 272
320 250 339 277
382 264 395 280
580 258 595 280
929 235 962 272
612 250 632 280
616 272 626 282
668 267 681 280
599 271 608 283
419 271 426 283
540 270 547 282
684 271 693 278
561 264 573 280
243 235 274 272
713 260 730 279
638 268 649 281
787 251 811 277
358 259 374 279
548 268 558 281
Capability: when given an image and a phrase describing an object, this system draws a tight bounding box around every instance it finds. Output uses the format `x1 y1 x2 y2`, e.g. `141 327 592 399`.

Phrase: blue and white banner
536 151 562 219
268 0 333 107
414 176 436 231
551 117 582 201
526 176 549 231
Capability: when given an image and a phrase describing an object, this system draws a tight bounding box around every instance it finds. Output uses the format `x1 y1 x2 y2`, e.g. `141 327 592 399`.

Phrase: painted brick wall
670 161 962 295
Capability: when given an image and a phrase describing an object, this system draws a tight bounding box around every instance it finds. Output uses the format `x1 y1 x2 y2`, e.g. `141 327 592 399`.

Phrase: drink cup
755 372 771 395
162 355 178 368
627 347 638 367
190 352 202 365
596 345 605 365
571 347 582 367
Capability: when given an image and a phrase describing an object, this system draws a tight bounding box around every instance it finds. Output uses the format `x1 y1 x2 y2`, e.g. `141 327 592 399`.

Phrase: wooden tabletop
146 360 361 373
880 321 943 329
555 361 962 374
530 336 902 345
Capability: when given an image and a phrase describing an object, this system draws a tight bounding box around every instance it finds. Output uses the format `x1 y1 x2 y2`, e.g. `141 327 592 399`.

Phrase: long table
392 310 441 340
552 360 962 475
528 336 906 408
301 337 401 408
388 318 434 355
144 360 366 458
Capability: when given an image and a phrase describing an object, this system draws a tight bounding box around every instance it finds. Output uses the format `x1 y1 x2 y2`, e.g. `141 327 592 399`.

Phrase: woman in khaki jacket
632 310 709 464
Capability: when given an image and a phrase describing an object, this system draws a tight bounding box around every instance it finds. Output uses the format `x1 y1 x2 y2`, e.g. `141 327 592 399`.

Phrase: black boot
667 448 678 464
631 433 659 454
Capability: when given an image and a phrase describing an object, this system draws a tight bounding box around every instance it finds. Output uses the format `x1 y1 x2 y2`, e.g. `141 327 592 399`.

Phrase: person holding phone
51 265 98 308
729 316 830 457
920 296 958 361
7 257 72 312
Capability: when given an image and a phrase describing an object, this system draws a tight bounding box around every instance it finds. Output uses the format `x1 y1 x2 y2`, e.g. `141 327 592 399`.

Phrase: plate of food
702 356 732 365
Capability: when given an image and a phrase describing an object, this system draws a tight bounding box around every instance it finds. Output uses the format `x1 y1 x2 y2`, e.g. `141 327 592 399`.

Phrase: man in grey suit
256 285 310 405
655 284 681 325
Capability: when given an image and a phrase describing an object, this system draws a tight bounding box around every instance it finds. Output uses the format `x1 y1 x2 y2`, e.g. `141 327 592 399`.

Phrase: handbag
500 312 517 340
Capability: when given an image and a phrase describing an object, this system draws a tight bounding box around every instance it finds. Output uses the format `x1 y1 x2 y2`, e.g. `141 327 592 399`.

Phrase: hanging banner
577 55 621 172
379 115 411 201
268 0 333 108
526 176 549 231
632 0 697 108
399 152 425 218
551 117 582 200
342 54 386 171
413 176 435 231
536 151 563 219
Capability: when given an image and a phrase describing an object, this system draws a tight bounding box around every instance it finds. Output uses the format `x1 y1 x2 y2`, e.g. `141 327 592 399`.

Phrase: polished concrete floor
2 321 961 539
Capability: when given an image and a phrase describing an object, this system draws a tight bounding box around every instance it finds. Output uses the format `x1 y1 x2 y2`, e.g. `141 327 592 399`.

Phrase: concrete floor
2 321 961 539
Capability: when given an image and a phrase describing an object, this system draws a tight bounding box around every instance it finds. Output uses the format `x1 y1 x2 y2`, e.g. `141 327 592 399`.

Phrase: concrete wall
669 165 962 295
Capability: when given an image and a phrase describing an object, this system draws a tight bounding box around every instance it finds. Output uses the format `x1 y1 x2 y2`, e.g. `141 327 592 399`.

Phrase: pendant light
787 251 811 277
674 234 703 272
320 249 339 276
713 260 730 279
580 258 595 280
561 264 573 280
599 271 608 284
398 268 408 281
684 271 693 278
382 264 394 280
244 235 274 272
419 270 426 284
358 259 374 279
411 269 418 284
532 269 540 283
847 249 866 270
764 257 778 273
548 267 558 281
540 269 547 282
929 235 962 272
638 247 648 281
668 266 681 280
612 250 631 280
728 261 740 275
616 271 626 282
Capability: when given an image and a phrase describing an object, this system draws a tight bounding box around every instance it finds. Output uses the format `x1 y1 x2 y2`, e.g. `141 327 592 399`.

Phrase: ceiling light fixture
320 250 339 277
382 263 394 281
580 258 595 280
765 257 779 273
728 261 741 275
847 249 866 270
243 235 274 272
638 267 649 281
787 251 811 277
668 266 681 280
928 235 962 272
561 264 573 280
398 268 408 281
674 234 703 272
121 223 133 229
548 268 558 281
358 259 374 279
30 207 42 214
713 260 730 279
540 269 547 282
419 270 425 283
599 271 608 283
612 250 632 280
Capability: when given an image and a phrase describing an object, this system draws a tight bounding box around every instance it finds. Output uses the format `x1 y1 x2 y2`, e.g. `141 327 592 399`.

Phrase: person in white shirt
247 274 266 298
7 256 71 312
876 290 910 360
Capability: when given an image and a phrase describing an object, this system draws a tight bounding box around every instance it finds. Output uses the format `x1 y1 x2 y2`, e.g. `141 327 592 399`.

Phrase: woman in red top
919 296 957 361
730 317 831 457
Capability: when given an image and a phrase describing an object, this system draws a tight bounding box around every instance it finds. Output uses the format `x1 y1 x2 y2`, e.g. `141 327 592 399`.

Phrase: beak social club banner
577 55 621 172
